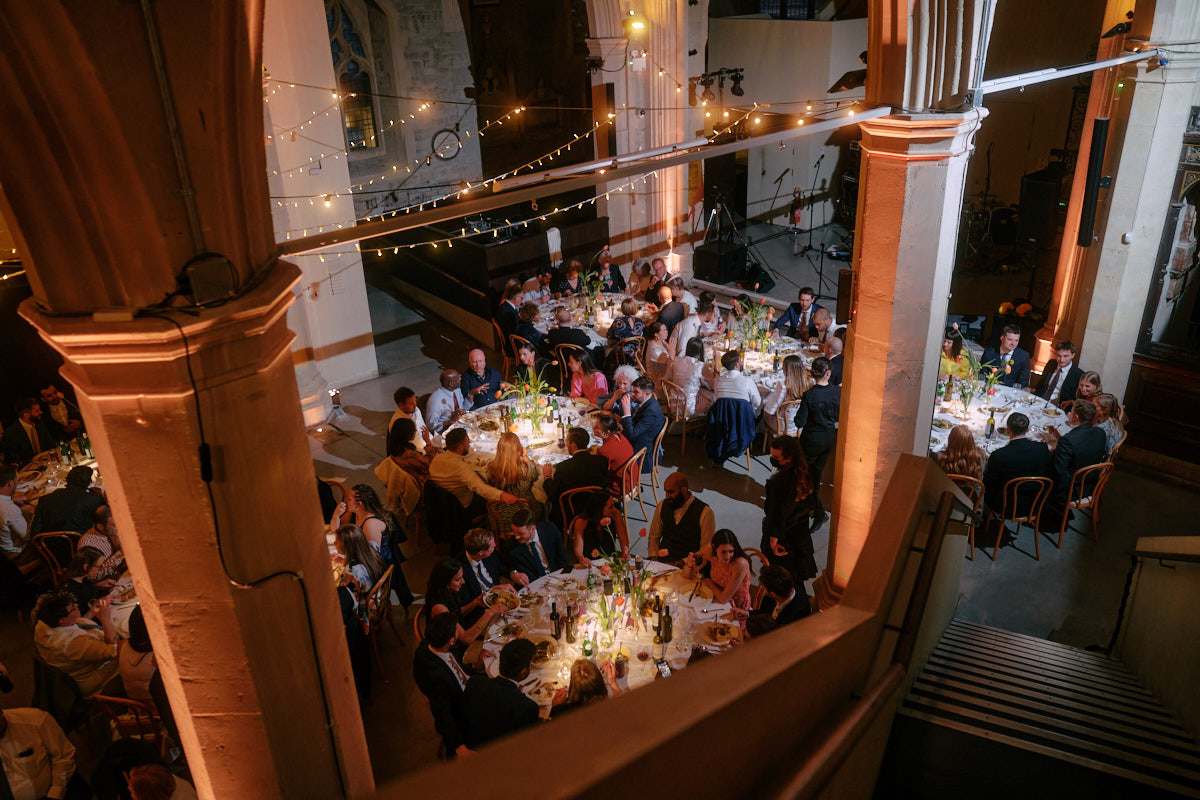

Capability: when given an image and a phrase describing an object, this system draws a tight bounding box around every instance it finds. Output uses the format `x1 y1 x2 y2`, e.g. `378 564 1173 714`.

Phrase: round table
928 384 1072 456
14 450 105 508
478 560 739 713
456 395 598 468
532 296 628 350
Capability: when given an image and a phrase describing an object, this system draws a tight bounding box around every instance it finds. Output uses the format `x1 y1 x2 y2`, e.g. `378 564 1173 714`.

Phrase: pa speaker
694 242 745 285
1018 169 1060 246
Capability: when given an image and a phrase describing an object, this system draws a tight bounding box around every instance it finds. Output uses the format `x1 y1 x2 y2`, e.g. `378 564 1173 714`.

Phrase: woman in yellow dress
940 326 971 379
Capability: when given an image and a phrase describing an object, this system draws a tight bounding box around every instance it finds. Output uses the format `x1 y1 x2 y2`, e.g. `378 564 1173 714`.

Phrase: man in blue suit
771 286 823 340
620 377 665 473
980 323 1031 389
501 508 568 582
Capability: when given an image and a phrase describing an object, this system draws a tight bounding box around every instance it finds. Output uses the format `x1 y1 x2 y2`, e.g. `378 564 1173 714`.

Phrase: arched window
327 3 377 149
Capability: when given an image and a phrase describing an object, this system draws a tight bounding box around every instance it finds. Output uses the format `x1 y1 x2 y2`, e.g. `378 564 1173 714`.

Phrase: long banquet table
928 384 1072 456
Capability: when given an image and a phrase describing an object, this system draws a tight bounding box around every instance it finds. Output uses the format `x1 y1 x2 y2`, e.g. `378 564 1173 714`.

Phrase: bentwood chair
362 565 403 678
487 498 531 540
491 318 513 379
412 605 427 644
662 379 705 456
617 448 649 530
987 476 1053 561
615 336 647 372
509 334 535 371
557 486 604 546
94 695 168 757
644 418 669 503
946 474 985 560
553 343 588 390
765 398 805 454
32 532 80 589
1107 428 1128 464
1057 461 1115 546
744 547 771 609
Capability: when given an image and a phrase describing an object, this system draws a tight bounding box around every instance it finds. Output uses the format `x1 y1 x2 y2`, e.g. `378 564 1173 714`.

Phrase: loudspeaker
1018 170 1060 245
694 242 745 285
740 262 776 294
837 269 854 324
1077 118 1110 248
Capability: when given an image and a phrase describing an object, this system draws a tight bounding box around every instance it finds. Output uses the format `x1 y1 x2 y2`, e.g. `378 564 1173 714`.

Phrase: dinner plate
699 621 743 646
527 633 558 665
491 620 524 643
519 592 546 608
528 678 565 704
931 419 953 430
1043 408 1063 417
484 588 520 610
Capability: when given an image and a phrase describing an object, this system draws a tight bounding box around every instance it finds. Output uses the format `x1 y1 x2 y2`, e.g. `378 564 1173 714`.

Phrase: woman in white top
643 322 672 384
762 355 814 437
663 337 714 417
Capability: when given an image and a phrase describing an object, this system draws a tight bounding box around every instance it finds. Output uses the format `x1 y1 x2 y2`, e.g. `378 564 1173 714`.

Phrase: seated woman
118 606 157 707
334 523 387 600
514 301 545 351
643 322 672 385
940 326 971 380
1093 393 1125 456
600 365 640 414
422 558 505 650
934 424 986 481
568 351 609 406
763 355 814 438
568 490 629 567
663 337 713 417
487 432 545 521
607 297 645 357
61 546 114 620
1060 371 1101 412
598 253 625 293
684 529 751 616
627 259 655 298
551 657 621 717
513 341 558 390
376 418 431 526
556 260 584 295
332 484 413 608
592 413 634 493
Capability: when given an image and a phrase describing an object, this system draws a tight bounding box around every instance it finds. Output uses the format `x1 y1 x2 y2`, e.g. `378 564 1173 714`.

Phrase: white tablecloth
457 396 598 469
928 385 1071 456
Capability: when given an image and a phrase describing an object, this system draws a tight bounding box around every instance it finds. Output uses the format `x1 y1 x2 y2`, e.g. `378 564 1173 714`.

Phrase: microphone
813 152 825 170
772 168 791 185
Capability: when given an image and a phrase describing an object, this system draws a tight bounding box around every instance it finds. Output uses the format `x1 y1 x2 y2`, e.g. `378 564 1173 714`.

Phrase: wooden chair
987 476 1053 561
764 398 805 454
947 474 985 560
32 532 80 589
662 379 705 456
617 448 649 530
1057 461 1115 546
487 498 530 541
1107 428 1127 463
362 565 403 678
94 694 168 757
491 318 513 379
615 336 647 372
557 486 603 539
509 334 535 371
745 547 771 609
412 605 426 644
645 418 669 503
553 343 587 390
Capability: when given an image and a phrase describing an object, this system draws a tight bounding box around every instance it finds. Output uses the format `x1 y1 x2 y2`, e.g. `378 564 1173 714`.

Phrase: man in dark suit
1 397 54 466
541 427 610 527
651 284 685 336
39 384 83 442
597 251 625 293
495 282 522 346
544 307 592 359
461 638 540 748
749 565 812 632
620 377 665 473
30 466 104 536
413 611 473 758
827 332 845 386
1045 400 1108 521
982 413 1051 515
771 286 824 340
458 528 518 626
1035 340 1082 407
502 508 568 582
642 257 669 303
980 323 1031 389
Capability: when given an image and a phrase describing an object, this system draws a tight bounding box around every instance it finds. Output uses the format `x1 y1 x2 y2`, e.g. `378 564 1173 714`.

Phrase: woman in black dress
763 435 821 582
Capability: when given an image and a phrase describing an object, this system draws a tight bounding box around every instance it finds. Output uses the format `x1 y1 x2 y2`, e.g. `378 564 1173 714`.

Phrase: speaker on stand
694 242 746 285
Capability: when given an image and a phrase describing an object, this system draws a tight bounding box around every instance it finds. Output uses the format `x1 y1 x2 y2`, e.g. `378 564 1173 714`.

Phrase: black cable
139 308 350 797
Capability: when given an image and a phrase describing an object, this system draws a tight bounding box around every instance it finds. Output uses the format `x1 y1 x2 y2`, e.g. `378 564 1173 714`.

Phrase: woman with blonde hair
935 425 986 480
1061 371 1101 411
627 259 654 297
763 355 814 437
1092 393 1125 456
486 431 544 520
551 657 621 716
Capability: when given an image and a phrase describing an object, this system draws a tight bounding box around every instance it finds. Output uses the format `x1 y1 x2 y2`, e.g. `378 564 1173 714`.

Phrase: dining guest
389 386 432 454
550 658 621 717
592 413 634 493
628 259 655 298
568 351 609 406
597 251 626 293
1044 399 1107 520
461 638 540 748
763 436 821 583
1093 393 1125 456
620 377 665 472
332 484 413 607
600 365 640 415
521 270 554 302
512 342 552 389
748 565 812 633
772 287 823 340
0 397 53 466
1035 340 1082 405
980 323 1031 389
422 559 505 649
794 357 840 496
502 508 568 582
462 349 503 411
513 301 546 353
647 472 715 562
33 591 120 697
827 332 845 385
651 284 685 336
668 276 699 313
119 606 158 708
413 611 473 759
935 425 987 481
714 350 763 416
426 369 467 434
685 528 751 614
808 308 834 347
696 292 724 336
1060 370 1101 413
486 432 544 520
334 523 388 601
669 302 715 359
545 307 593 356
982 412 1050 515
377 417 430 530
0 705 81 800
643 322 672 384
567 490 629 567
0 463 32 564
39 384 83 441
939 326 970 380
60 547 112 620
459 529 520 625
541 427 610 528
30 466 104 537
663 338 713 417
495 282 523 345
607 297 645 358
125 763 200 800
641 257 670 303
431 429 520 519
763 355 813 439
555 260 584 295
77 504 125 581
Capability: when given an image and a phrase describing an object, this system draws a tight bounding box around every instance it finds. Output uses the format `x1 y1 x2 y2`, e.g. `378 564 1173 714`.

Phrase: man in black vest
648 473 715 562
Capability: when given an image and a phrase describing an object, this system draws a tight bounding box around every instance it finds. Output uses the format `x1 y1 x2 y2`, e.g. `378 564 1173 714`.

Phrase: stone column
819 110 986 604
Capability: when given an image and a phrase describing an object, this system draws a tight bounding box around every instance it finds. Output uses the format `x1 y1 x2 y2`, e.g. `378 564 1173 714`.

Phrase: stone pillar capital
857 109 989 161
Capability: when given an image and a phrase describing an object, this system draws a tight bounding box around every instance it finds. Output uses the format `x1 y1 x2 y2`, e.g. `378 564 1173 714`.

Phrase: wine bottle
79 432 93 459
663 606 673 643
565 603 576 644
986 408 996 439
550 602 561 640
586 568 597 593
652 621 665 661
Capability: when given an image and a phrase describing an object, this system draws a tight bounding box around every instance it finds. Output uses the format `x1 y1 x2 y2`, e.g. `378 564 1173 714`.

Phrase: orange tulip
657 548 669 558
600 564 612 575
494 390 503 398
638 527 647 538
591 549 600 558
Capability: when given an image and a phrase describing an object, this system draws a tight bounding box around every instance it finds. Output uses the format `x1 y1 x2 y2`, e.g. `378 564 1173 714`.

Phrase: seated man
714 350 763 416
495 282 523 345
544 307 592 357
502 508 568 582
0 463 33 564
429 429 518 519
651 284 685 336
521 270 554 302
412 611 472 759
648 472 715 562
749 565 812 631
980 323 1032 389
982 412 1050 515
426 370 467 434
29 466 104 537
461 349 503 411
772 287 823 340
459 529 519 625
40 384 83 442
1044 399 1108 520
0 705 81 800
620 377 666 473
669 301 716 358
642 257 669 303
390 386 432 454
1 397 53 466
461 638 540 748
597 251 626 293
827 332 845 386
1035 340 1082 406
696 291 726 336
541 427 610 527
33 592 120 698
78 504 125 582
809 308 834 346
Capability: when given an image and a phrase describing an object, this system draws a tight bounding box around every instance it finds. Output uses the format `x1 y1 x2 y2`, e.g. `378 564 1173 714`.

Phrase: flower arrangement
497 365 555 434
580 269 607 306
998 300 1035 318
952 346 986 419
736 296 776 343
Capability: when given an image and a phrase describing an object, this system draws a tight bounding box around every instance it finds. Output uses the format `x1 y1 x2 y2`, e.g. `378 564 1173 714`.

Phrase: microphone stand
796 153 824 257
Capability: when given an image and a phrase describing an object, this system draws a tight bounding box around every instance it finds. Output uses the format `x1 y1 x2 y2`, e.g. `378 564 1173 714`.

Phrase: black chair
31 654 92 735
423 481 469 557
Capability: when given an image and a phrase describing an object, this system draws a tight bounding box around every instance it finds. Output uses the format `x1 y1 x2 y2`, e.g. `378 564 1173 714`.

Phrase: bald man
827 333 844 385
427 369 467 433
647 472 716 563
809 308 833 346
461 349 504 411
